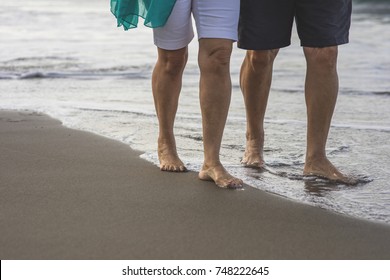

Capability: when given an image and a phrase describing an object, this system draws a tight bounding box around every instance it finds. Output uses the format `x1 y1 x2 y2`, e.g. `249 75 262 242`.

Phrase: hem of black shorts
237 41 291 51
301 39 349 48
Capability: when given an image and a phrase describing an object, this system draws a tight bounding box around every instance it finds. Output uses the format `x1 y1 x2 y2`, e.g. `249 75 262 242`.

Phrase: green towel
110 0 177 30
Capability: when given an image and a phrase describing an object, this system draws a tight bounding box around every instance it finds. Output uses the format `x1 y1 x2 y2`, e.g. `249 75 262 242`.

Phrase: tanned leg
197 38 243 188
240 49 278 168
152 47 188 172
303 46 354 184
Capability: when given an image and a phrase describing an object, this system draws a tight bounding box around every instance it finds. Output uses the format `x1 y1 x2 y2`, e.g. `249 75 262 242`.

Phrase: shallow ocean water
0 0 389 224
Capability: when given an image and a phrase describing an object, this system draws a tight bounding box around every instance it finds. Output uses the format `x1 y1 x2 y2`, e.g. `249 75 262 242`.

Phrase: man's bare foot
241 139 265 168
158 139 187 172
303 157 357 185
199 163 243 189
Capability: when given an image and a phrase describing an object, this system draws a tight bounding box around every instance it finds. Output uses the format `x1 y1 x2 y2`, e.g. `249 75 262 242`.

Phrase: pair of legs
151 0 242 188
152 38 243 188
238 0 353 184
240 46 352 183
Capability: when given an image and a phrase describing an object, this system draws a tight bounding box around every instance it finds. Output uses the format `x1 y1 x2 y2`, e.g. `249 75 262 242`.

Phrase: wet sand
1 110 390 260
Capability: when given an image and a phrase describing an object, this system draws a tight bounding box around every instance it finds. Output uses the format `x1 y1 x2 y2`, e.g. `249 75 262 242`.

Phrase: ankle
305 153 327 165
246 130 264 141
201 161 223 171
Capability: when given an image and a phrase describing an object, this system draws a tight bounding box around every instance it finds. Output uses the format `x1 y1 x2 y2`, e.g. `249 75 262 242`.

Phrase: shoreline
1 109 390 259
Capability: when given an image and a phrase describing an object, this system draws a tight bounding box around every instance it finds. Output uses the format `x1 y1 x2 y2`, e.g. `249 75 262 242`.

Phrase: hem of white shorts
198 30 238 42
154 35 194 51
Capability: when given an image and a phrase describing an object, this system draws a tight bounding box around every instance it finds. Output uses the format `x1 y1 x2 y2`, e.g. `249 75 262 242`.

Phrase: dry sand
1 110 390 259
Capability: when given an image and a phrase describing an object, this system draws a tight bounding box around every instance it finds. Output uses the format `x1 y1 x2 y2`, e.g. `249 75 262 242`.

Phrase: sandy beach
1 110 390 260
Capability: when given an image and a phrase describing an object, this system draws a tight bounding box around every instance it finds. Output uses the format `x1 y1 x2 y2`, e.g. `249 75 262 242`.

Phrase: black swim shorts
238 0 352 50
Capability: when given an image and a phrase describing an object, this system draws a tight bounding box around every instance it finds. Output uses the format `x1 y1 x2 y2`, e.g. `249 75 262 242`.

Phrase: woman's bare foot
199 163 243 189
158 138 187 172
241 139 265 168
303 157 357 185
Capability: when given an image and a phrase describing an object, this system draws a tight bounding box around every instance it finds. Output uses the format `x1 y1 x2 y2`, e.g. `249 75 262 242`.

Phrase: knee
199 45 233 73
158 49 188 76
247 49 278 69
304 46 338 70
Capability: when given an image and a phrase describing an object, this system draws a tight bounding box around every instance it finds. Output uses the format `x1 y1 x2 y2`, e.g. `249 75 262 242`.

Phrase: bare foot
241 138 265 168
303 157 357 185
158 139 187 172
199 163 243 189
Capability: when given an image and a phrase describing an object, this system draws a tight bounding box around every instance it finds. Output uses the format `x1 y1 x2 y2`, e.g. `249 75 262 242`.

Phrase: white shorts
153 0 239 50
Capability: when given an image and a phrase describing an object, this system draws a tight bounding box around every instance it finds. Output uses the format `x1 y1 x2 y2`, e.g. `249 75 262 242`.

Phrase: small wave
332 123 390 132
0 74 15 79
329 145 350 155
183 134 203 142
222 144 245 151
0 71 150 80
354 1 390 15
373 91 390 96
19 72 49 79
0 56 154 80
273 88 303 94
3 56 77 64
341 89 390 96
77 107 156 118
266 119 306 126
0 72 63 79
